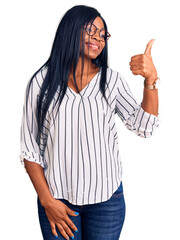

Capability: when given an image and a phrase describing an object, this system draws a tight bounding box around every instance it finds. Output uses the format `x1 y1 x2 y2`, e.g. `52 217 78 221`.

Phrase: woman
19 5 160 240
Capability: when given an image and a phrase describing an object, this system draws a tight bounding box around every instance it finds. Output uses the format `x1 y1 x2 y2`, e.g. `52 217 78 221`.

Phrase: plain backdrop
1 0 179 239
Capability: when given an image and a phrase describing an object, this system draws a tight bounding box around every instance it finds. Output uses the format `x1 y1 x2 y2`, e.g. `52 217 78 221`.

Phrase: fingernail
55 235 58 238
75 212 79 215
71 236 74 239
75 230 78 232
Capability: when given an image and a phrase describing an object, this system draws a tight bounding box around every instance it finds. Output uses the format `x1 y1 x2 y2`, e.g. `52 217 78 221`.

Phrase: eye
86 24 92 29
100 33 105 38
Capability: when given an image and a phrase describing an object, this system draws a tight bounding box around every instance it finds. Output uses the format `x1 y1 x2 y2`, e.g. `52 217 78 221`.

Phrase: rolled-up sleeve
115 73 161 138
19 77 45 170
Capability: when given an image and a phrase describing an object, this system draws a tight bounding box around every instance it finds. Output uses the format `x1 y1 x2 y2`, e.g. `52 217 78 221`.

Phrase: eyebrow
87 23 105 30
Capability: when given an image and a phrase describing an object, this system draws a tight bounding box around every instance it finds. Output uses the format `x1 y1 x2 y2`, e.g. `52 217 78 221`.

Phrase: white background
1 0 179 239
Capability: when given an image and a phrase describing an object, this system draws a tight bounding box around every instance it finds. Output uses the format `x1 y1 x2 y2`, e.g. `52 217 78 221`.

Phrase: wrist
144 77 160 90
40 194 54 208
145 73 158 85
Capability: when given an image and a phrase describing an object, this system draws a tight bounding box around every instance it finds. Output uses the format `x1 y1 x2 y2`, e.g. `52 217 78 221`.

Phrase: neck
69 56 97 77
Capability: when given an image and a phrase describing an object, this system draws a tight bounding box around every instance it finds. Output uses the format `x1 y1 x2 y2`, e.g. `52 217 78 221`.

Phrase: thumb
144 39 155 55
66 206 79 216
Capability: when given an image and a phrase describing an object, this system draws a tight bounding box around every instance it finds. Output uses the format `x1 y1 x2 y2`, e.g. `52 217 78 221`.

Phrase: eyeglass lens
85 24 110 40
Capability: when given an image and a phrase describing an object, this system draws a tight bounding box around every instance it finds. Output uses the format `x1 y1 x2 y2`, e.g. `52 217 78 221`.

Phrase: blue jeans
37 181 126 240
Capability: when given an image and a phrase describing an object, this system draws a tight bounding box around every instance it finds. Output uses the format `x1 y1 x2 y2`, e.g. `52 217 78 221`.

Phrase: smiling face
80 16 106 60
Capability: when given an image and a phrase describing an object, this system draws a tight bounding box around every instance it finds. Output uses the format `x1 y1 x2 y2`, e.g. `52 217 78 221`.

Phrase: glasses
83 23 111 42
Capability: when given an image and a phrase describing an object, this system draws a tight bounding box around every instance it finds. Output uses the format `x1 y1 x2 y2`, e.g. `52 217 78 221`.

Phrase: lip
85 41 100 50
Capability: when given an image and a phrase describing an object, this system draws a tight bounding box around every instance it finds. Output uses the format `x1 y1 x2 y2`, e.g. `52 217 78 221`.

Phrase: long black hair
26 5 111 143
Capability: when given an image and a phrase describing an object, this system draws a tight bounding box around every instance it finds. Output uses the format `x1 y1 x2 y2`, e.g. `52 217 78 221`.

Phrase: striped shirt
19 66 160 206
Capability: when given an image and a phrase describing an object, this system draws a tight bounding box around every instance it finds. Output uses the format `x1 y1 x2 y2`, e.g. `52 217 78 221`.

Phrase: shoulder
106 67 122 79
34 65 48 91
105 67 124 88
26 65 48 95
105 67 130 93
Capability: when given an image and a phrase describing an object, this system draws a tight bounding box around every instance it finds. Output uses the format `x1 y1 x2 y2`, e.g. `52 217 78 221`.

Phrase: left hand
129 39 158 84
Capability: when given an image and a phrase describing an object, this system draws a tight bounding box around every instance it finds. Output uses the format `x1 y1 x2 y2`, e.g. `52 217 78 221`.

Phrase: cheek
100 43 105 51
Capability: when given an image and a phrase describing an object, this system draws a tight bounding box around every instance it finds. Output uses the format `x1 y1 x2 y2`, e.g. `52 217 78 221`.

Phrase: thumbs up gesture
129 39 158 84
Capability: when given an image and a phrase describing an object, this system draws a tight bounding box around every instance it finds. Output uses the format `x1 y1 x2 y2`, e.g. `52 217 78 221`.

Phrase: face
80 16 106 59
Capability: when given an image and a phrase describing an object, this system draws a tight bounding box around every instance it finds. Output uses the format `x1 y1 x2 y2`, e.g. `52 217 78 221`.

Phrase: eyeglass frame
83 22 111 41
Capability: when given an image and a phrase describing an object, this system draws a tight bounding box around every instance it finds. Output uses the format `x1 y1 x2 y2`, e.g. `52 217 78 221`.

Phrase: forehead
90 16 105 29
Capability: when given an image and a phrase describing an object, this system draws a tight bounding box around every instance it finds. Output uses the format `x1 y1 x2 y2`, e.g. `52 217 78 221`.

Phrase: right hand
43 198 79 239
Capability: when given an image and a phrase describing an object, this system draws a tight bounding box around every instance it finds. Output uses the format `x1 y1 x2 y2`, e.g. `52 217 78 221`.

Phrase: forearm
24 159 54 207
141 87 159 117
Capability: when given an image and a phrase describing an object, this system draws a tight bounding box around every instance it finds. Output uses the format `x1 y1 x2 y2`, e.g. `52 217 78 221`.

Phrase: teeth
91 45 98 49
87 43 98 49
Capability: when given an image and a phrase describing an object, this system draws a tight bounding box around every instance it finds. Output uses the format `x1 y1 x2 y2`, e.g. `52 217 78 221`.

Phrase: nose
91 29 102 41
91 36 101 43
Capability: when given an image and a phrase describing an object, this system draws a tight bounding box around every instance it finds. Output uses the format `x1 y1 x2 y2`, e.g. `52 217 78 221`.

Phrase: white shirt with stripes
19 66 160 205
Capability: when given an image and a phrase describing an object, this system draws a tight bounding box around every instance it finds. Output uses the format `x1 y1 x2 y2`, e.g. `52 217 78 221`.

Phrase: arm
115 73 160 138
24 160 53 207
141 87 158 117
130 39 159 118
19 74 45 169
19 71 51 207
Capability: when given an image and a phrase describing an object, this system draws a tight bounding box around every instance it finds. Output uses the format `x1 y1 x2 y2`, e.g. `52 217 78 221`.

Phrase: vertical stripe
19 66 160 205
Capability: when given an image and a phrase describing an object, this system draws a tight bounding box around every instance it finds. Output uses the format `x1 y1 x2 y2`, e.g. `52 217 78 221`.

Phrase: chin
79 53 98 60
84 51 101 59
88 55 99 60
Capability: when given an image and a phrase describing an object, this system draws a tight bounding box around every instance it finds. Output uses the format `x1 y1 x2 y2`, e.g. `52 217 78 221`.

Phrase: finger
130 65 141 71
144 39 155 55
131 66 152 72
131 54 144 61
49 219 59 238
131 70 143 75
64 212 79 232
59 203 79 232
62 211 78 232
60 221 75 239
66 206 79 217
63 205 79 232
129 60 144 66
56 222 70 240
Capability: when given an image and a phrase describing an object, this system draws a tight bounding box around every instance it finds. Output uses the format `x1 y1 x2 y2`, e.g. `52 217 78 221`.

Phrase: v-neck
67 68 101 96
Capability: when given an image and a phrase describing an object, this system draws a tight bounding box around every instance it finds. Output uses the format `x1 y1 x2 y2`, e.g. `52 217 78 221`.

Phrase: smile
85 43 99 50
